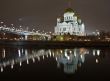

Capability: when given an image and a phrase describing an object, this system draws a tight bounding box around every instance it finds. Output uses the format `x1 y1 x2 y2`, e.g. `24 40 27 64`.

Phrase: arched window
65 17 66 21
66 17 68 20
68 16 70 20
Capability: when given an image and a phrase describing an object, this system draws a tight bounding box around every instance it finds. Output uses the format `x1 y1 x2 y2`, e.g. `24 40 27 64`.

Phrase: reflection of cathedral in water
0 47 106 73
55 48 88 74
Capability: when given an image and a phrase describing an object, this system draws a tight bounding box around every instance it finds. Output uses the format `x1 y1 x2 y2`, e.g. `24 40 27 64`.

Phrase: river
0 46 110 80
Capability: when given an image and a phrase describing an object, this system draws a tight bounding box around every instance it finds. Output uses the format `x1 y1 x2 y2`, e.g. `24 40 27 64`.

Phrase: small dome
64 8 74 13
78 19 82 24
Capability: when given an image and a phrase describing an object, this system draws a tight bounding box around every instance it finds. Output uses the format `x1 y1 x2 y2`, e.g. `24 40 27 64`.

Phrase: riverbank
0 40 110 47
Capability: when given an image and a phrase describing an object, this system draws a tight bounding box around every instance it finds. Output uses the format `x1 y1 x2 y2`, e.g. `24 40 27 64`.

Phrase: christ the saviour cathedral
54 8 85 36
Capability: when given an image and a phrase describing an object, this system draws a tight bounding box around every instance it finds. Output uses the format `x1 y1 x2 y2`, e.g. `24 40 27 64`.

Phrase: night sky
0 0 110 33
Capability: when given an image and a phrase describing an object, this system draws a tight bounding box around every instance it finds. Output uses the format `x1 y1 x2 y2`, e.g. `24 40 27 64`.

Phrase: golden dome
64 8 74 13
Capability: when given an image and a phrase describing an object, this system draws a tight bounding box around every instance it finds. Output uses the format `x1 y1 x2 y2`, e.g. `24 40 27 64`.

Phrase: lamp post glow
1 22 4 27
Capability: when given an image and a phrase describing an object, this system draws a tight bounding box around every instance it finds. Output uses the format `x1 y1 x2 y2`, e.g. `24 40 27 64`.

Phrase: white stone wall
55 11 85 36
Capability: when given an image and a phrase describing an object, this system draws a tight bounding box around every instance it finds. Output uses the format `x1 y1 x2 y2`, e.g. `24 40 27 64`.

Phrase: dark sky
0 0 110 33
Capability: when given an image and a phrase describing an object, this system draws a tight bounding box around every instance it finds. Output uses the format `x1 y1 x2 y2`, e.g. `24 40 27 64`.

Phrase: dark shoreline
0 40 110 48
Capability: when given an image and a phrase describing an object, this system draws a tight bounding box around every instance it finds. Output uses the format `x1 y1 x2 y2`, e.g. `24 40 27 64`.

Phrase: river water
0 46 110 80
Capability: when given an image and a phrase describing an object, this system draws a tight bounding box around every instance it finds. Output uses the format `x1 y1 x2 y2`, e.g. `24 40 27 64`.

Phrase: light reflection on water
0 46 107 75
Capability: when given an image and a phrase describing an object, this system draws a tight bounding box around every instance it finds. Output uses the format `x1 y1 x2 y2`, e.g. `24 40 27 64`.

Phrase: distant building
55 8 85 36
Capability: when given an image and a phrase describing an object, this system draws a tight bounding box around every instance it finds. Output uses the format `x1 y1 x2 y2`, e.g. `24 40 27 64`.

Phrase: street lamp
32 29 35 32
1 22 4 27
19 25 22 31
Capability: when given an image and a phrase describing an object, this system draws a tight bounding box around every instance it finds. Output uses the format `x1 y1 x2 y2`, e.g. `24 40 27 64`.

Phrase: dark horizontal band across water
0 40 110 48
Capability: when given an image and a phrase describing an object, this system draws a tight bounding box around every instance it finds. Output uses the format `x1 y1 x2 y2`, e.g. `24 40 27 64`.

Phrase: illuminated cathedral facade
54 8 85 36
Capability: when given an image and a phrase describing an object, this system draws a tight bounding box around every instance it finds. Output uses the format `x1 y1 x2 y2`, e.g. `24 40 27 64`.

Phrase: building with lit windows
55 8 85 36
